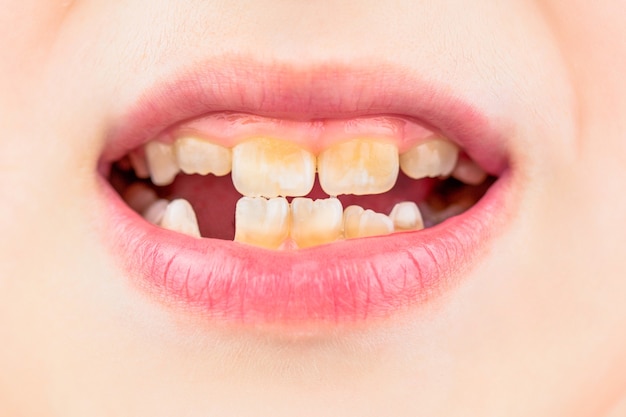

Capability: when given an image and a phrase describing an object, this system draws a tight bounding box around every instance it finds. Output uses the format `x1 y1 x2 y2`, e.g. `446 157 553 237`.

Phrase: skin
1 0 626 416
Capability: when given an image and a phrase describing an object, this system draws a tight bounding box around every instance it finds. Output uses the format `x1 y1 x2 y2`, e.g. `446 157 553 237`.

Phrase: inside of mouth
107 113 496 250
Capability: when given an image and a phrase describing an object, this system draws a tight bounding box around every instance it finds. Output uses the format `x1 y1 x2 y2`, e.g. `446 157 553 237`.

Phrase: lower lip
98 170 515 324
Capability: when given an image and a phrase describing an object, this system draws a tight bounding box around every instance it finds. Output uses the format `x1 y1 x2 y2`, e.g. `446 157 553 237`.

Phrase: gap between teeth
143 195 424 249
128 133 487 249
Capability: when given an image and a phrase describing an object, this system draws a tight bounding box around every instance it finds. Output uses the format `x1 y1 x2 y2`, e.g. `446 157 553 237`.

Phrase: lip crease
98 57 517 324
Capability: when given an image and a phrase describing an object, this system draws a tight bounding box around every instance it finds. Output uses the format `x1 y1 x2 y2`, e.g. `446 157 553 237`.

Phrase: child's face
1 1 626 416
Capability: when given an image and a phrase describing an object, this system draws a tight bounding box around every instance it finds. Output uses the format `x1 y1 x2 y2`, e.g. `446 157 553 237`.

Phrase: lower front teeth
234 197 291 249
343 205 394 239
145 197 425 247
290 197 343 248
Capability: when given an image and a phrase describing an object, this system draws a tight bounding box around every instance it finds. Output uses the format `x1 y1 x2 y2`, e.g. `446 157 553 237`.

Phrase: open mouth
110 113 494 248
98 61 515 324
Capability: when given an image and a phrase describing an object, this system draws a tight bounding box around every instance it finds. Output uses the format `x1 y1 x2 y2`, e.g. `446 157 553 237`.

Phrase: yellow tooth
175 136 232 176
290 197 343 248
342 205 394 239
232 138 315 198
399 139 459 179
234 197 290 249
318 139 399 196
160 199 201 238
145 141 180 186
389 202 424 231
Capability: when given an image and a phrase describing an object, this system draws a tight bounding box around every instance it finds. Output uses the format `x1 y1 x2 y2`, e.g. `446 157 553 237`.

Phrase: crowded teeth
232 138 315 198
389 202 424 231
145 141 180 186
343 205 394 239
399 138 459 180
318 139 399 196
452 157 488 185
290 197 343 248
159 199 201 238
234 197 291 249
175 136 232 176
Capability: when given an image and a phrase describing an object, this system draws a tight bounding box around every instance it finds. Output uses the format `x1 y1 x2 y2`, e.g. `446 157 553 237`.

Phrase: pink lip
99 58 517 324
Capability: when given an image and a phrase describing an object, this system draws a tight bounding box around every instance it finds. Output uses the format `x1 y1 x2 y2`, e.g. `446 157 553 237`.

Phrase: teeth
145 141 180 186
232 138 315 198
399 139 459 180
175 136 232 176
234 197 290 249
389 202 424 231
290 198 343 248
123 183 158 213
452 158 487 185
159 199 201 238
342 205 394 239
318 139 399 196
128 150 150 179
142 199 170 225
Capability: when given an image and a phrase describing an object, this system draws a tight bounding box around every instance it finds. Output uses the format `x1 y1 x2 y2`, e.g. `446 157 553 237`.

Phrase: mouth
98 59 516 325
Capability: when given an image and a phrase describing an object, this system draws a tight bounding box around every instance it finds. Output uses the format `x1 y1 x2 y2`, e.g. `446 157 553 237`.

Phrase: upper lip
98 56 517 325
102 58 509 176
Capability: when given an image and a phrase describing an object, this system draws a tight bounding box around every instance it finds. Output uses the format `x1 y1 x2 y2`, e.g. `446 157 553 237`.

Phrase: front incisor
232 138 316 198
290 198 343 248
234 197 290 249
318 139 399 196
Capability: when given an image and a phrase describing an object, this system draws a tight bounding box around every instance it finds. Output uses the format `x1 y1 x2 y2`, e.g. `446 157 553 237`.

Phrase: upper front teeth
232 138 316 198
142 135 464 193
318 139 399 196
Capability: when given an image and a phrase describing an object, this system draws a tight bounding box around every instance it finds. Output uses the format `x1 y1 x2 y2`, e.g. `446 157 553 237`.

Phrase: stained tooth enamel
399 139 459 180
145 141 180 186
389 202 424 231
318 139 399 196
452 158 488 185
232 138 315 198
175 136 232 176
159 199 202 238
290 197 343 248
343 205 394 239
142 199 169 225
234 197 290 249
